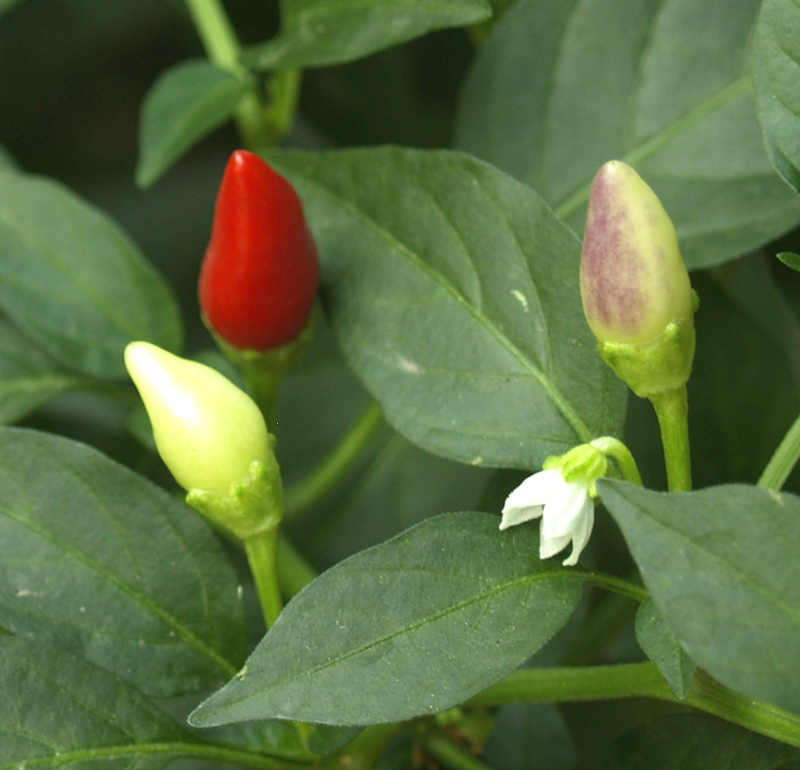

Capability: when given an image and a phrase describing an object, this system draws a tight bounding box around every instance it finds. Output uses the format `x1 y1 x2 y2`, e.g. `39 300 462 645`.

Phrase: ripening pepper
580 161 697 397
199 150 319 351
124 341 271 493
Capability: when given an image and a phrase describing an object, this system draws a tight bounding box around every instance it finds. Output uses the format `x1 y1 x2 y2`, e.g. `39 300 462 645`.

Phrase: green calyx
544 436 644 493
186 451 283 540
544 444 609 497
211 322 313 428
597 315 696 399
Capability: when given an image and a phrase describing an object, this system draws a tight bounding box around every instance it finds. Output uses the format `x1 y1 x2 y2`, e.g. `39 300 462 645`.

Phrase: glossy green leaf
455 0 800 269
189 512 583 727
594 712 800 769
0 317 87 423
0 170 182 378
635 599 695 700
0 427 246 697
753 0 800 194
0 636 191 770
267 147 627 471
243 0 491 70
599 480 800 714
137 60 249 188
778 252 800 272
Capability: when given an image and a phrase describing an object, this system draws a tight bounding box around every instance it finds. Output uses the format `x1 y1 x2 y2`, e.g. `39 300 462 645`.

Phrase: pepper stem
649 386 692 492
284 400 385 518
590 436 643 486
758 409 800 490
245 527 283 628
184 0 269 148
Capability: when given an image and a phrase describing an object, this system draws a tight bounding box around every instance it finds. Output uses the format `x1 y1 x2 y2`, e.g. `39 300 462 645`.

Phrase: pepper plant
2 1 800 769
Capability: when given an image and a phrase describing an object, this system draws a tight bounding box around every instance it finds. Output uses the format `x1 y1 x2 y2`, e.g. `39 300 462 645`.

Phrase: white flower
499 468 594 567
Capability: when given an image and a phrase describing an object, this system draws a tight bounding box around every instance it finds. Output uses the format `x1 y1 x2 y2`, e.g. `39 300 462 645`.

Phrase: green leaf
137 60 249 188
753 0 800 195
189 511 583 727
778 252 800 272
599 479 800 714
209 720 360 762
455 0 800 269
243 0 491 70
267 147 627 471
0 170 182 378
0 144 17 170
635 598 695 700
0 317 88 423
0 427 246 697
0 636 192 770
595 712 800 769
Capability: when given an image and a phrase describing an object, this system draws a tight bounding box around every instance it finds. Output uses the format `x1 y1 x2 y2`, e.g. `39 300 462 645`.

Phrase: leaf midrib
613 489 800 626
553 76 753 221
0 498 237 678
216 567 577 706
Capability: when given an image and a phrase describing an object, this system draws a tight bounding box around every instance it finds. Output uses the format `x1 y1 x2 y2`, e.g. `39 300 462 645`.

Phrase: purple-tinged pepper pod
580 161 697 397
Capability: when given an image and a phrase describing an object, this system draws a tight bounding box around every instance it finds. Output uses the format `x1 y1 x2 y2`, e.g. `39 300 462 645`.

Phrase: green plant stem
468 662 673 707
263 68 302 144
649 386 692 492
244 528 283 627
244 361 284 430
758 410 800 490
284 401 385 518
590 436 643 486
576 570 649 602
184 0 268 148
420 732 493 770
276 533 316 596
685 670 800 748
468 663 800 749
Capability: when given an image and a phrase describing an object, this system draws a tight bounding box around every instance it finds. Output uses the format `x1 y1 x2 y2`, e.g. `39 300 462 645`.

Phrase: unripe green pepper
580 161 697 397
124 341 271 493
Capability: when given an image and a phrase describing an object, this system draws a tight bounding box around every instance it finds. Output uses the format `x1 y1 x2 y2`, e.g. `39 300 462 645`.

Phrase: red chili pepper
199 150 319 351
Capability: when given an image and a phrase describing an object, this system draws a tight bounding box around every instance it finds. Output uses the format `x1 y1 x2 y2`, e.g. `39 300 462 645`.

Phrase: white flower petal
499 466 597 566
499 503 543 531
562 500 595 566
502 469 565 512
540 481 590 541
539 531 572 561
